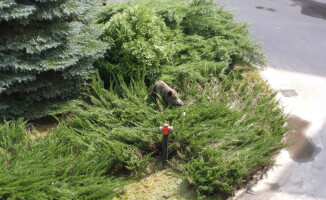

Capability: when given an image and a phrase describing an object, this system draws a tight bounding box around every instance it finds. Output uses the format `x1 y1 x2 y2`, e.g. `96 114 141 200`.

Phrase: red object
159 124 173 135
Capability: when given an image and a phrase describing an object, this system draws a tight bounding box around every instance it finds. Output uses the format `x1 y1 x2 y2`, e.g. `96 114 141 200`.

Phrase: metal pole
162 134 168 162
159 124 173 165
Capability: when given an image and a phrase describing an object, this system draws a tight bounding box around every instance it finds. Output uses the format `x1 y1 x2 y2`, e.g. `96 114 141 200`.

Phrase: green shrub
97 0 264 88
0 119 31 172
0 108 128 199
96 5 172 85
0 0 107 119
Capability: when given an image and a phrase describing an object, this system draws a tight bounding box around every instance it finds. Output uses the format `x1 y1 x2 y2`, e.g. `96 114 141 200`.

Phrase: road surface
216 0 326 199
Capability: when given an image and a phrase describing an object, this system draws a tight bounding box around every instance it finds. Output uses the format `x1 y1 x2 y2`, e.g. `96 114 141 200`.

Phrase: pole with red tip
158 124 173 162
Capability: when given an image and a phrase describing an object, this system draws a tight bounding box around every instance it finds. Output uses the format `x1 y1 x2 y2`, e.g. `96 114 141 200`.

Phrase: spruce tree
0 0 107 118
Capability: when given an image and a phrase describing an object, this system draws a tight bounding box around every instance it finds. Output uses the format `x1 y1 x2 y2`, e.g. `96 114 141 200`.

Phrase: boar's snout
170 97 183 106
176 99 184 106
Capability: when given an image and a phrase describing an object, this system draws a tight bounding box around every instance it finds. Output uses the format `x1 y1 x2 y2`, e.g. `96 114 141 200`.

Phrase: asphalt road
217 0 326 77
216 0 326 199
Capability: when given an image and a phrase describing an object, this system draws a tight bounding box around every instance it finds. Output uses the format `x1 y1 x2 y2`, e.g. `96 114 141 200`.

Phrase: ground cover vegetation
0 0 287 199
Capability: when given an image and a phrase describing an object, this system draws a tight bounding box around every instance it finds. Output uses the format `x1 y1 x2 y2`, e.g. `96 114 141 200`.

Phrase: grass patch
0 73 286 199
114 168 196 200
0 118 128 200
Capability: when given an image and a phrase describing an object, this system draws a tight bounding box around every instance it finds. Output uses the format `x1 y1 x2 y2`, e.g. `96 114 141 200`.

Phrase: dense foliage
97 0 264 86
0 0 107 118
96 4 172 84
0 0 287 199
0 116 125 199
0 73 286 199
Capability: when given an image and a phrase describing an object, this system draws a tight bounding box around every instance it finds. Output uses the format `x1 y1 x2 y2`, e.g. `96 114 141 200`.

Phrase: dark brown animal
153 80 184 106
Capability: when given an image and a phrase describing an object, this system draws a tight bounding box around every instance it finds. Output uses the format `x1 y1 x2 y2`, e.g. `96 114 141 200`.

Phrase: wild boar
153 80 184 106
